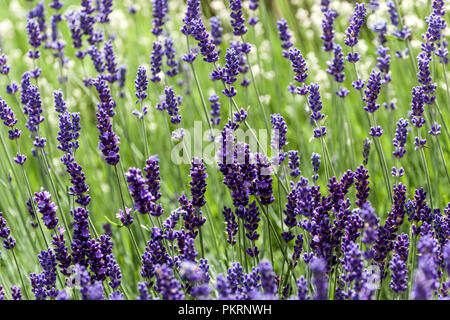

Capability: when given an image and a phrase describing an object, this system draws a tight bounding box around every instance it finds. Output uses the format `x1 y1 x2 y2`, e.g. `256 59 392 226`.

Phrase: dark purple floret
248 0 259 25
229 0 247 36
428 122 441 136
346 52 360 63
49 0 63 10
0 53 10 75
0 97 18 131
321 9 338 52
344 2 366 47
6 82 19 95
10 286 22 300
34 188 59 230
352 79 365 90
369 126 383 137
363 70 382 113
151 0 168 36
116 207 133 227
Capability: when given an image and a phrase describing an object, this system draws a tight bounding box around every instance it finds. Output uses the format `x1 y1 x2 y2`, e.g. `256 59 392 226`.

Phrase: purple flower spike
34 188 59 230
150 40 164 83
289 48 308 84
363 70 382 113
210 16 223 46
277 18 293 57
321 9 338 52
135 66 148 102
154 264 185 300
229 0 247 36
151 0 169 36
189 157 208 208
327 44 345 83
157 86 182 124
344 2 367 47
222 207 238 245
0 212 16 250
393 119 408 159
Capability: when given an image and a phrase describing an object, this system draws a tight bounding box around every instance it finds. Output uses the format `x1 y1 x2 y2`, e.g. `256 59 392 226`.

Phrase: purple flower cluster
34 188 59 230
229 0 247 36
0 212 16 250
277 18 293 58
344 3 366 47
321 9 338 52
151 0 168 36
156 86 182 124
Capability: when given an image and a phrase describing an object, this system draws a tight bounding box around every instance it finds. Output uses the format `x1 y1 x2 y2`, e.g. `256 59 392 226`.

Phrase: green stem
11 249 30 300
